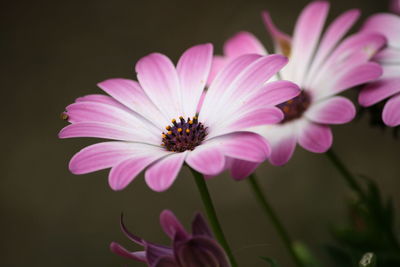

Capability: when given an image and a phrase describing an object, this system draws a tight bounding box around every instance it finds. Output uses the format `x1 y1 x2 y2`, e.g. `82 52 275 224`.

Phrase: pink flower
359 13 400 127
110 210 231 267
390 0 400 15
59 44 299 191
211 1 384 166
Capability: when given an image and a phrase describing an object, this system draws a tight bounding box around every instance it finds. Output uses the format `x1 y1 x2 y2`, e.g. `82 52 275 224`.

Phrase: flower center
277 91 311 123
161 116 207 152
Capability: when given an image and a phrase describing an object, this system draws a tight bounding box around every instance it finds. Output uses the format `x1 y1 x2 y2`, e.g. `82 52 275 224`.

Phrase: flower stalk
248 174 304 267
190 168 238 267
325 149 367 200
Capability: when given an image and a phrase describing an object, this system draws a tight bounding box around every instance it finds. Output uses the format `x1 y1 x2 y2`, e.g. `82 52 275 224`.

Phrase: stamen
161 116 207 152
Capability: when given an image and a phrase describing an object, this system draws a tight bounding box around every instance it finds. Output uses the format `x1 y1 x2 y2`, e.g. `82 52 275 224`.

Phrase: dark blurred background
1 0 398 266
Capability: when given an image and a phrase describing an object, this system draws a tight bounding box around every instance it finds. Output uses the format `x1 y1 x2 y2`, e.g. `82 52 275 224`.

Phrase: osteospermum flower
211 1 384 165
390 0 400 15
59 44 299 191
358 13 400 127
110 210 231 267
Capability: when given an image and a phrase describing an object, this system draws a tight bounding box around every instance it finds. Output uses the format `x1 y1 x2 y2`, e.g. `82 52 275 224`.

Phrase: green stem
325 149 367 200
190 168 238 267
248 174 304 267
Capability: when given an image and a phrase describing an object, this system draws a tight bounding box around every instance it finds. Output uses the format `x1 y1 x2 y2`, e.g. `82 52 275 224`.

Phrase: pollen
161 116 207 152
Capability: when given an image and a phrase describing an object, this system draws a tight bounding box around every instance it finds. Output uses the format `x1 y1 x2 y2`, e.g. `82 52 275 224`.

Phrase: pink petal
372 47 400 64
362 13 400 47
97 78 168 129
68 142 144 175
177 43 212 118
135 53 182 120
223 31 267 58
65 102 159 136
202 55 288 130
109 149 169 191
159 210 188 239
245 80 301 107
220 107 284 134
110 242 146 262
305 96 356 125
390 0 400 15
286 1 329 84
145 152 187 192
306 9 360 81
75 94 129 110
58 122 158 143
383 93 400 126
186 145 225 176
359 78 400 106
298 121 333 153
207 56 228 85
200 54 262 122
260 123 298 166
261 11 292 55
209 132 270 163
333 62 383 94
229 159 260 180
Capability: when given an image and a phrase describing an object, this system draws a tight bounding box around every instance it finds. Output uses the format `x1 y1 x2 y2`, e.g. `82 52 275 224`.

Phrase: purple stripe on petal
298 121 332 153
305 96 356 125
383 93 400 127
145 242 174 266
145 152 187 192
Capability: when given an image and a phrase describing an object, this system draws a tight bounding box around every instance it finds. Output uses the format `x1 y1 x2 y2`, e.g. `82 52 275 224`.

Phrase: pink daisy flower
59 44 299 191
211 1 385 165
358 13 400 127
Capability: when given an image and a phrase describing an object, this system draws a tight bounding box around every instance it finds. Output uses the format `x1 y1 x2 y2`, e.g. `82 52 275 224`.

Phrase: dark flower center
277 90 311 123
162 116 207 152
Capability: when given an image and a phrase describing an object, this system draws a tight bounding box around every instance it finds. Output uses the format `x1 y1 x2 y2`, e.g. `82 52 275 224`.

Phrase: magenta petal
215 132 270 163
223 31 267 57
298 121 333 153
269 133 297 166
109 150 168 191
229 159 260 180
186 146 225 176
383 94 400 127
207 56 228 85
110 242 146 262
305 96 356 125
359 78 400 106
288 1 329 83
145 152 187 192
247 80 301 107
75 94 129 111
261 11 292 55
159 210 188 240
177 43 213 118
135 52 182 120
68 142 140 174
191 213 213 238
145 242 174 265
152 256 178 267
362 13 400 46
97 78 168 128
334 62 383 95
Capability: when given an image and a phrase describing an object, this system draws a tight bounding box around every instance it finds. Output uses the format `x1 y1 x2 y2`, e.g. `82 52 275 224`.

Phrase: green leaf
359 252 377 267
259 256 279 267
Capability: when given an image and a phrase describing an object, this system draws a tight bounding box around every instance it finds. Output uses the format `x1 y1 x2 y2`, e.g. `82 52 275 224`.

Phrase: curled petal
383 93 400 127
